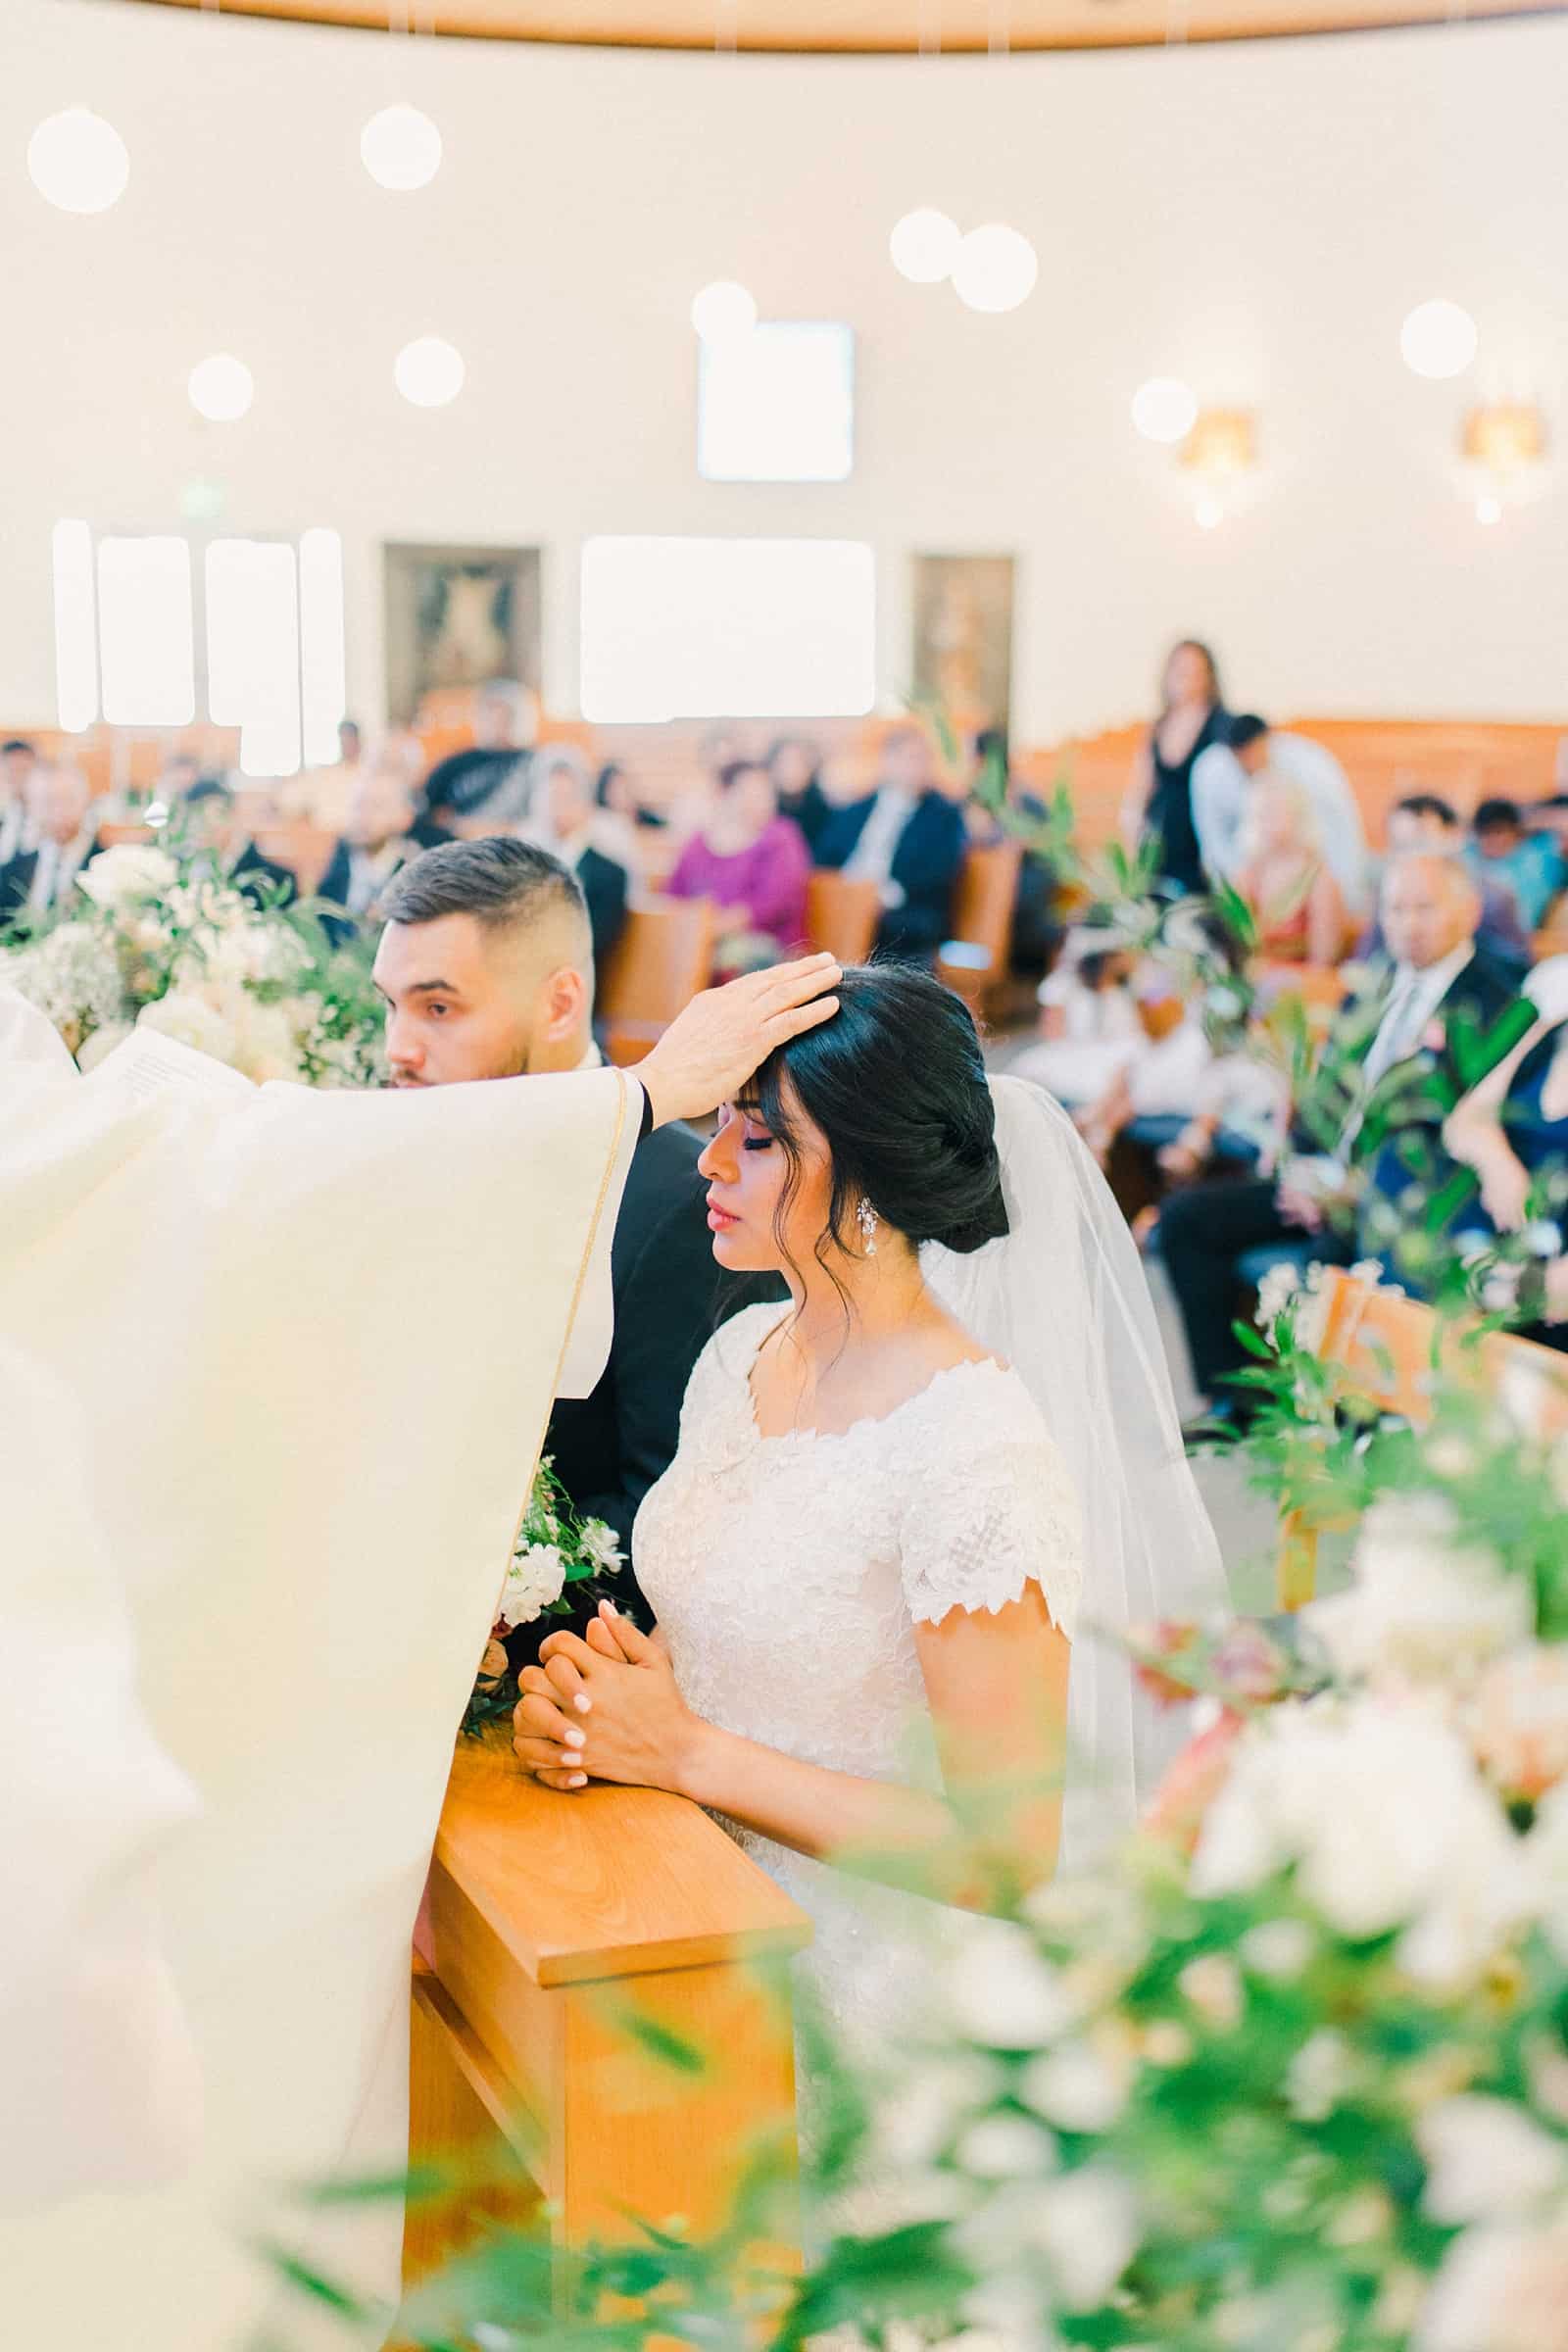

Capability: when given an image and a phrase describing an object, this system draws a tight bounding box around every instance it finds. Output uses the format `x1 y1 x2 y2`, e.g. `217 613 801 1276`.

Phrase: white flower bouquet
3 840 385 1087
465 1455 623 1736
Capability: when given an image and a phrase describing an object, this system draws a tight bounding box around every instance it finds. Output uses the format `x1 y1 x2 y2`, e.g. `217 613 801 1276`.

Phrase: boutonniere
1421 1019 1447 1054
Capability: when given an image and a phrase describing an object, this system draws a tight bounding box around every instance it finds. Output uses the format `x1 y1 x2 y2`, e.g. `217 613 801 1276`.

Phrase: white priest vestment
0 991 639 2348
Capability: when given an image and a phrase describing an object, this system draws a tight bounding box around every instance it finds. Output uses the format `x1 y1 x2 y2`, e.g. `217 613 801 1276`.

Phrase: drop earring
857 1199 879 1257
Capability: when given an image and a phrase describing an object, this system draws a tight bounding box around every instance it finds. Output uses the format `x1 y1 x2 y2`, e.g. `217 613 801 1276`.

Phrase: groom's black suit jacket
543 1116 783 1623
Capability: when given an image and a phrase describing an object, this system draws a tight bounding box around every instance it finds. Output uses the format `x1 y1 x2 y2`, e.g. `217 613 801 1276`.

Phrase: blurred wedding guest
1160 855 1522 1425
183 778 296 906
374 838 780 1589
286 729 436 838
1120 639 1230 896
0 761 96 928
1193 713 1368 910
766 734 830 852
1233 771 1348 964
1445 998 1568 1242
421 678 538 831
1360 794 1530 972
598 760 665 837
338 717 363 771
1012 932 1217 1164
522 745 630 969
1011 931 1144 1103
665 759 810 980
1467 796 1565 932
811 721 966 963
0 738 36 864
316 760 426 943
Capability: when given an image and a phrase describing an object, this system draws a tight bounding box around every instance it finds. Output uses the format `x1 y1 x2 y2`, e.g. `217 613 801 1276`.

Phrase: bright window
698 322 855 483
53 523 346 775
579 536 876 723
97 536 195 727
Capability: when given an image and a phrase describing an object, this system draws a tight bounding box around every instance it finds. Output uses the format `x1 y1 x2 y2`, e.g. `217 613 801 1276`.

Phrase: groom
374 835 782 1604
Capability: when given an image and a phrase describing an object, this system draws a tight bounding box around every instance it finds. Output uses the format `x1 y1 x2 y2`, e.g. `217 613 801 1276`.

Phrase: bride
512 963 1224 2063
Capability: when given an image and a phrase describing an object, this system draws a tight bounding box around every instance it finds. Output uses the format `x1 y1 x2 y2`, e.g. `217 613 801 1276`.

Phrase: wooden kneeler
404 1731 811 2303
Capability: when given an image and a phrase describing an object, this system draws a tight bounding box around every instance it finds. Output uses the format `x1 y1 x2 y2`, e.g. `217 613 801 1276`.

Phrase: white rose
1195 1695 1529 1975
1178 1952 1243 2030
1019 2041 1128 2132
579 1519 624 1576
954 2114 1057 2180
1524 1782 1568 1965
949 1923 1077 2048
1026 2165 1139 2308
230 992 305 1085
1287 2029 1354 2123
1417 2215 1568 2352
137 988 239 1068
75 844 178 908
498 1542 565 1630
1308 1494 1531 1688
872 2052 1004 2168
1240 1919 1313 1981
1418 2097 1568 2226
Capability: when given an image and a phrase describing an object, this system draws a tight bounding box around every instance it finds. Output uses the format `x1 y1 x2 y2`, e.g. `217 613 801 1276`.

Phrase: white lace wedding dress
634 1299 1085 2081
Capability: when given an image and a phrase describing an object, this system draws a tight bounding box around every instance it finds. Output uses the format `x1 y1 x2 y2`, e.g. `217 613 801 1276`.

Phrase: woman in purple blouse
665 759 811 979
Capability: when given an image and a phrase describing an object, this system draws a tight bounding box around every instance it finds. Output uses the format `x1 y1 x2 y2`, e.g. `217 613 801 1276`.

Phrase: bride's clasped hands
514 1601 705 1797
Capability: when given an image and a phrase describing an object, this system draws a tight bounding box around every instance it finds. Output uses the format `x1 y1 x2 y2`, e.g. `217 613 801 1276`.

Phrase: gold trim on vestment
504 1067 632 1573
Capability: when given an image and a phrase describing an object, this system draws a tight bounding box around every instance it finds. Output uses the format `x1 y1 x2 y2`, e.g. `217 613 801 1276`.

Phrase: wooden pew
936 842 1023 1019
1277 1268 1568 1609
255 820 339 899
803 870 880 966
598 898 715 1067
407 1733 809 2290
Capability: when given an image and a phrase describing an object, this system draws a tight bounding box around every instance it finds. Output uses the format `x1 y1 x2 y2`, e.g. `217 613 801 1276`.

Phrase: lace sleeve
897 1390 1085 1640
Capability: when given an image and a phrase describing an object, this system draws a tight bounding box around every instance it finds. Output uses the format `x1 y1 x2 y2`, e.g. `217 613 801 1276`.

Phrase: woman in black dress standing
1121 639 1229 895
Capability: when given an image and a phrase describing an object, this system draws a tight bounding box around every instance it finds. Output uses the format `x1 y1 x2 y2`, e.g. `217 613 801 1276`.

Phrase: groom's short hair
382 836 588 948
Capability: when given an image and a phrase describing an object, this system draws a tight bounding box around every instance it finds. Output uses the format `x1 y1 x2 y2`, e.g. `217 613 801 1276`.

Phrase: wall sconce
1460 401 1547 524
1179 408 1259 527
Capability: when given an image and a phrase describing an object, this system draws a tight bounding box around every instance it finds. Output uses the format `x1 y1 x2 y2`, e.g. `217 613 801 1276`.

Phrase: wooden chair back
1277 1269 1568 1608
598 897 715 1066
803 870 881 965
935 842 1023 1015
256 822 339 898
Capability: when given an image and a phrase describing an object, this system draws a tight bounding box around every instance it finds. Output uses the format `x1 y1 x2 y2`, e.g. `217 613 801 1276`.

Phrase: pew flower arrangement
465 1455 623 1735
271 1294 1568 2352
782 1317 1568 2352
2 839 385 1086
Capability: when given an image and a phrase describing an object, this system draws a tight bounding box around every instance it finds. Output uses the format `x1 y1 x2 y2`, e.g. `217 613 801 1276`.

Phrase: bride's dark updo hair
744 963 1009 1265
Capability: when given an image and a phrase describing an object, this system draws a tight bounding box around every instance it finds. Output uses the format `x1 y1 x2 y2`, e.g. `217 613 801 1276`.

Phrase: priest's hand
513 1604 701 1794
636 955 841 1128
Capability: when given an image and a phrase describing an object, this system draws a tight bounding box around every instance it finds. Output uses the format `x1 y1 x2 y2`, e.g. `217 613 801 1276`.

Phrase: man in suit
421 679 537 838
0 760 96 931
0 738 37 867
1159 853 1529 1422
374 837 779 1611
522 744 630 971
316 760 428 945
182 778 297 906
811 721 967 963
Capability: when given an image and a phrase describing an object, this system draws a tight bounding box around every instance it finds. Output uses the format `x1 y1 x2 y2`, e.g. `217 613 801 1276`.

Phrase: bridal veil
924 1074 1228 1864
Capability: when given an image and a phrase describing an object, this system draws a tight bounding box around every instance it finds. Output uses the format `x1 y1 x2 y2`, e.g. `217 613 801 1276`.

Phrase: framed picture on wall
382 543 543 725
909 554 1015 741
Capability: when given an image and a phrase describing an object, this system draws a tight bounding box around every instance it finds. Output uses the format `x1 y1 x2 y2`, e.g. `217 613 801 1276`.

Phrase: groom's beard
385 1035 533 1087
